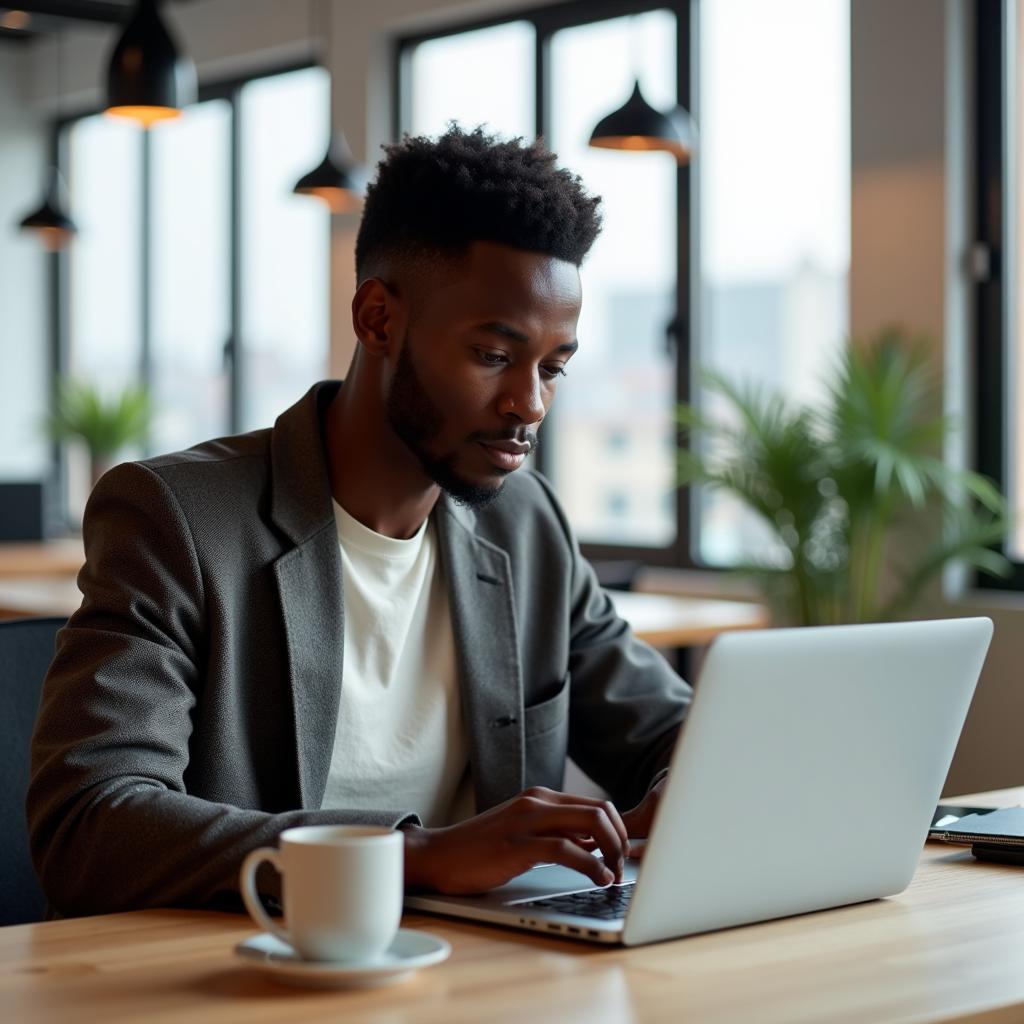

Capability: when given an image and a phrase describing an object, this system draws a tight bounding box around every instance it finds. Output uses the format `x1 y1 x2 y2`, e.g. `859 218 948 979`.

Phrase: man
28 126 691 916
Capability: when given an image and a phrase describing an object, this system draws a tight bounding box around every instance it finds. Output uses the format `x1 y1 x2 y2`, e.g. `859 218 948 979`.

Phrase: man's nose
496 368 545 424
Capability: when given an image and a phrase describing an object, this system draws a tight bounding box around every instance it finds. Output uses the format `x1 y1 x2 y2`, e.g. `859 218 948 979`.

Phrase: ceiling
0 1 195 42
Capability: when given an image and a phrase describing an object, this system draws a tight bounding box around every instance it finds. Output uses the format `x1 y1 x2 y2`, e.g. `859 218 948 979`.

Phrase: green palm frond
44 379 151 457
677 327 1011 625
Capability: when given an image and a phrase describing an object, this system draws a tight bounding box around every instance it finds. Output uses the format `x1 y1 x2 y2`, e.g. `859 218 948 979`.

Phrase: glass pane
548 11 678 547
67 116 142 394
698 0 850 565
239 66 330 432
150 99 231 454
65 115 143 517
408 22 535 140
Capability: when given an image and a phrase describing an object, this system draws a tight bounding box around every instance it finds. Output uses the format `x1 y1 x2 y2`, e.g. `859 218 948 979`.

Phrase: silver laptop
406 617 993 945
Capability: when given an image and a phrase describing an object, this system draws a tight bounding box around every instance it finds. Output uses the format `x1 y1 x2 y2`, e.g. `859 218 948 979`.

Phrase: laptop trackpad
492 861 641 905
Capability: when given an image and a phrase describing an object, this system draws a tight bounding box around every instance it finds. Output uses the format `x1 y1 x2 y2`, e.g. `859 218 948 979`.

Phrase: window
976 0 1024 587
398 0 851 568
398 1 686 562
149 99 232 455
696 0 850 565
58 65 329 520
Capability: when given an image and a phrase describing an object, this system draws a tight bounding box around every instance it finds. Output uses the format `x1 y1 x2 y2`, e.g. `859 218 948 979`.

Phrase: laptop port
567 927 581 935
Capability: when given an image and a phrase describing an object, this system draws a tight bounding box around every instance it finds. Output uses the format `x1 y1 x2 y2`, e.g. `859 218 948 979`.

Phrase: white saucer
234 928 451 989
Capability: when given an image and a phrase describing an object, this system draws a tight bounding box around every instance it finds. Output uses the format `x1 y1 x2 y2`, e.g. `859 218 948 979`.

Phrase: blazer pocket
523 672 570 790
524 672 570 737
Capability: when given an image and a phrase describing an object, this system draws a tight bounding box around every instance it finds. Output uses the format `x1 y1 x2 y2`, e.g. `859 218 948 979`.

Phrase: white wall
0 44 49 480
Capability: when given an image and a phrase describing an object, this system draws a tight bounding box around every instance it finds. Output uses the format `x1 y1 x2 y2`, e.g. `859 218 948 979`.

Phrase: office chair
0 616 65 925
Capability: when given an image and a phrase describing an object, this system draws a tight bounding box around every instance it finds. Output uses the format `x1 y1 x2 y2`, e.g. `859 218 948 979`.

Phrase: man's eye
541 365 568 380
476 350 508 366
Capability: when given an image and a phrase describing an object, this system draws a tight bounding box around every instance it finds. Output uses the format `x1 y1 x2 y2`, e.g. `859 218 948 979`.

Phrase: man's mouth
477 440 529 471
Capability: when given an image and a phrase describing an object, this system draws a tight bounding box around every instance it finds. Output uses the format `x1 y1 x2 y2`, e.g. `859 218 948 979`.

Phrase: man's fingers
519 804 626 881
523 836 616 888
520 788 629 850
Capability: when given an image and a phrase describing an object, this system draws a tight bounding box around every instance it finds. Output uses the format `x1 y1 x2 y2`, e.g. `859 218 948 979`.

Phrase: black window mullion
228 88 242 435
532 25 552 480
50 125 69 530
975 0 1024 589
141 128 153 454
676 0 693 568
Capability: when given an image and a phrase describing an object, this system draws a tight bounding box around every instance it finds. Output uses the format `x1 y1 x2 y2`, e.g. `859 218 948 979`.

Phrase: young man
28 126 691 916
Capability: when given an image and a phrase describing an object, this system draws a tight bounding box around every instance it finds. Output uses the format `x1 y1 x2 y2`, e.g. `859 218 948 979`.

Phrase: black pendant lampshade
18 167 77 251
105 0 196 127
293 131 367 214
589 80 696 163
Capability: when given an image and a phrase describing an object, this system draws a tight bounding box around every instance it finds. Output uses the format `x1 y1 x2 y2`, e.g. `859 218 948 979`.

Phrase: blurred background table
0 541 770 647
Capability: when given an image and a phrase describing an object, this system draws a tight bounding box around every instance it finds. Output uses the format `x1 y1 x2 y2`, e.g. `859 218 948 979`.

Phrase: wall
13 0 1023 790
0 44 49 481
851 0 1023 795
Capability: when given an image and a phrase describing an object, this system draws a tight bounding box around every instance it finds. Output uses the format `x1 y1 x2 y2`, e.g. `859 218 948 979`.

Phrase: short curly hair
355 124 603 281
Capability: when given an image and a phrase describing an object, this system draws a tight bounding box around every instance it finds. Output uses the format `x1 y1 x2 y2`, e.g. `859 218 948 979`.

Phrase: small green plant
676 327 1010 625
45 379 151 487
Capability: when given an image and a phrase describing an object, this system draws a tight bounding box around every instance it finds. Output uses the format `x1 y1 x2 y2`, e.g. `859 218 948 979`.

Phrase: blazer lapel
437 498 525 812
270 382 345 810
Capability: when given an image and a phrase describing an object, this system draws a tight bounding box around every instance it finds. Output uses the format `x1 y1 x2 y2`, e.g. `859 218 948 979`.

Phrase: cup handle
240 846 290 945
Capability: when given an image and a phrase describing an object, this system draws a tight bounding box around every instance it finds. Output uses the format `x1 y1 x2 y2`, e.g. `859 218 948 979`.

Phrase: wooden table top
2 789 1022 1024
611 590 769 647
0 539 84 578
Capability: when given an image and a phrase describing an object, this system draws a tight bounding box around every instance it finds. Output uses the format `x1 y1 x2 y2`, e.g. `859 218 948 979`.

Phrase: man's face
384 241 582 508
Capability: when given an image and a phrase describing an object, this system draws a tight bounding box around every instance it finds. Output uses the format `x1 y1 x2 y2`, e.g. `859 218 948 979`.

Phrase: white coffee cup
240 825 403 962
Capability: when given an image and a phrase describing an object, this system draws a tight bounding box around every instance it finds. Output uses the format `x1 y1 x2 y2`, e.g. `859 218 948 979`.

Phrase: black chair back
0 616 65 925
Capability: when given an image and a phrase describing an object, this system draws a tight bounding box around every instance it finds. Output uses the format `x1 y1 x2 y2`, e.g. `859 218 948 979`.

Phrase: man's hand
402 786 629 895
620 775 667 854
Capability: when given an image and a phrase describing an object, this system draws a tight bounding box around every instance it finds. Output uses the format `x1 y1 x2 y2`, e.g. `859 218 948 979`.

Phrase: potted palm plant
676 327 1010 625
45 379 151 490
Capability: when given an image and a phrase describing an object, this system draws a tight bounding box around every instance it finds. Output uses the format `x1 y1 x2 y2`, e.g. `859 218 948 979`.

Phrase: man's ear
351 277 402 358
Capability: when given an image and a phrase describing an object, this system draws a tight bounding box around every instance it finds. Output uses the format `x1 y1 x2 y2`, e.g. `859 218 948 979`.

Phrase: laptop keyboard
522 882 635 920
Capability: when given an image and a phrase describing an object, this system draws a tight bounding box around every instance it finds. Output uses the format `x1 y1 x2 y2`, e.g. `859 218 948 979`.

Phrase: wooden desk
0 540 84 620
3 788 1022 1024
611 590 769 648
0 539 84 578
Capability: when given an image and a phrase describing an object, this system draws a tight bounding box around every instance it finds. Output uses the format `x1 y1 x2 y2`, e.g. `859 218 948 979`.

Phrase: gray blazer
28 381 691 917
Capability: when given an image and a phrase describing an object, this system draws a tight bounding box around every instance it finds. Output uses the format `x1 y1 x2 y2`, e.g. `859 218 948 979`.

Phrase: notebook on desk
406 617 994 945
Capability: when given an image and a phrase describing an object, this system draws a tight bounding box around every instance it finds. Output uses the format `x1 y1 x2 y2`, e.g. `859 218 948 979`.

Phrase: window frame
393 0 695 569
974 0 1024 590
48 59 322 525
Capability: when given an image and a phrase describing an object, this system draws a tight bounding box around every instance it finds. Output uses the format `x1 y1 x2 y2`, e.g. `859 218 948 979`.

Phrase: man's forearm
29 780 420 916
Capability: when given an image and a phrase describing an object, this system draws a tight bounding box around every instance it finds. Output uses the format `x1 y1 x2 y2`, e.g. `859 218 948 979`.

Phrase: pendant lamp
292 0 366 213
18 29 77 250
105 0 196 127
588 79 696 164
18 169 77 251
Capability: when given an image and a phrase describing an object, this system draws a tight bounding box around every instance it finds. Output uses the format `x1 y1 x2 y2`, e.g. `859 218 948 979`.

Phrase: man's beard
384 339 505 509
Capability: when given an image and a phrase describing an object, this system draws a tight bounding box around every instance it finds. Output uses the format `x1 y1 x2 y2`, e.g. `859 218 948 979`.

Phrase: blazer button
492 715 518 728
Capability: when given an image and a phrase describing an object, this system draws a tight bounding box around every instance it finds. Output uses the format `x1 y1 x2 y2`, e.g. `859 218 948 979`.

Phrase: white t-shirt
320 499 474 827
